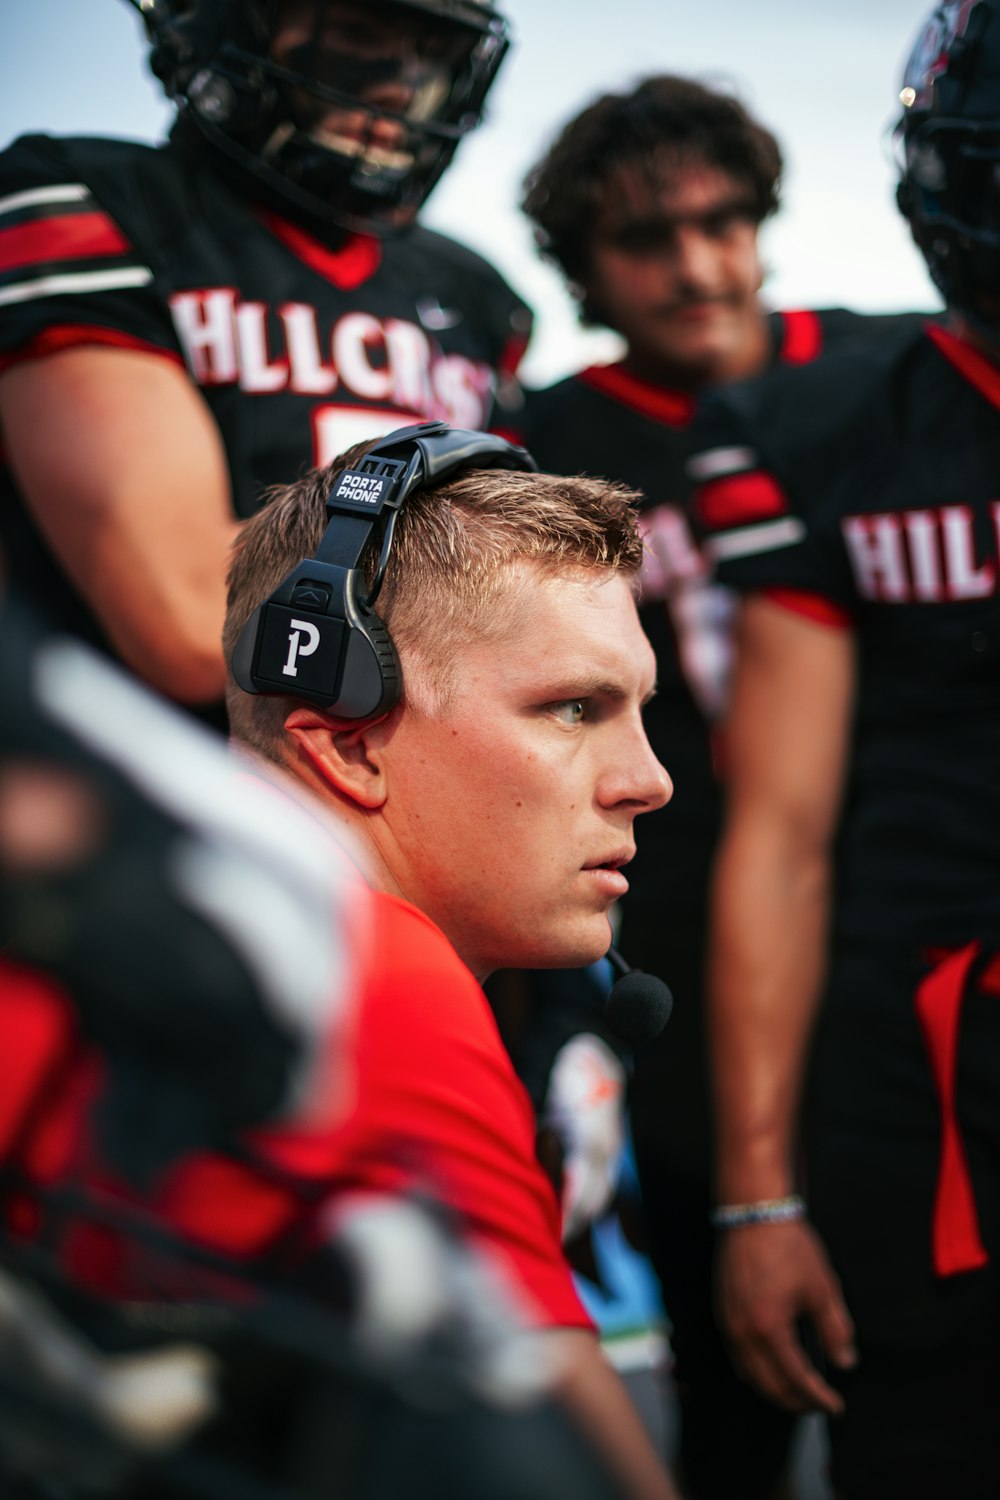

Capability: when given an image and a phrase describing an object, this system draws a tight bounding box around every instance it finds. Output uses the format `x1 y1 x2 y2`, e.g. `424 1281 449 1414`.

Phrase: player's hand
543 1033 626 1243
716 1219 856 1414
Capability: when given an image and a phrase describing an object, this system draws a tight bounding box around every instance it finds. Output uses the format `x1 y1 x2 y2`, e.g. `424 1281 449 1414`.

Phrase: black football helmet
895 0 1000 326
128 0 511 238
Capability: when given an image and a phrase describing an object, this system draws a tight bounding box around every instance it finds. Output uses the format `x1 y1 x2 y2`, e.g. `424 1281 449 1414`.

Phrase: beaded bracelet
710 1194 807 1229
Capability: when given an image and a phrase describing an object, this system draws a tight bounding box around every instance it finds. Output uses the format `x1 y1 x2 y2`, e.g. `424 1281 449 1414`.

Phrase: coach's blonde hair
224 440 643 761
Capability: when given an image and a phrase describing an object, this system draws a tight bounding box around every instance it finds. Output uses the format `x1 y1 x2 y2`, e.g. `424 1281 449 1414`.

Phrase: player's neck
621 310 770 394
356 843 490 980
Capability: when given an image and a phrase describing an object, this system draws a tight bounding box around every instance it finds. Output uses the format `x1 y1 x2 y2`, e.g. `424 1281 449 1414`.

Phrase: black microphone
604 946 673 1043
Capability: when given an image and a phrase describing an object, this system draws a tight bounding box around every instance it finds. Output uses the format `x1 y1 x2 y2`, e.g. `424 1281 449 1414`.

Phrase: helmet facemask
899 115 1000 318
141 0 510 237
895 0 1000 331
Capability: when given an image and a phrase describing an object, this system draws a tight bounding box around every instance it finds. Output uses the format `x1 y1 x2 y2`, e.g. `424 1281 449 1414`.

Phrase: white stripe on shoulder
0 266 152 308
0 183 90 218
687 445 758 481
704 516 806 562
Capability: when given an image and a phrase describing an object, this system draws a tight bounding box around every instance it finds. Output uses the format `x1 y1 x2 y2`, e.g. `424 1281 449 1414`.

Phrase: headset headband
232 421 537 720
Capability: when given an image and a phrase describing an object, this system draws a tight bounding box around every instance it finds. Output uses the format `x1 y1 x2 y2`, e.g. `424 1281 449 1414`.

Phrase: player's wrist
715 1126 797 1202
710 1193 807 1229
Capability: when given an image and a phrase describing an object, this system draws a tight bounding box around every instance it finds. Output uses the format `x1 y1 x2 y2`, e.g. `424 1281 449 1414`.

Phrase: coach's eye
551 699 587 725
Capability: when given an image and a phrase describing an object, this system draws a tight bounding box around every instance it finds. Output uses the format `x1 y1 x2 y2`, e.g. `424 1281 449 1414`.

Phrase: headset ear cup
338 611 401 720
231 425 534 718
232 588 400 718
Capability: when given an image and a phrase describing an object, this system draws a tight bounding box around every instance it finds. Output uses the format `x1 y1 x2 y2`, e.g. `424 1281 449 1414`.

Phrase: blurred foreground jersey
0 891 588 1331
0 619 367 1166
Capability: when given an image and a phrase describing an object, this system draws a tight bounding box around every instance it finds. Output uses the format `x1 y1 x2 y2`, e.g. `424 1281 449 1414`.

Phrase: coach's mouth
581 850 633 897
583 847 634 873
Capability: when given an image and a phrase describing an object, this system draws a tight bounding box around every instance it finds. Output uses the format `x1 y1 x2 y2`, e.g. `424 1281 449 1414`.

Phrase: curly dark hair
522 74 783 290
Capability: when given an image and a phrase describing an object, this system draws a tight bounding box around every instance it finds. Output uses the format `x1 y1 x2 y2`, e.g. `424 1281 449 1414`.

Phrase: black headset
232 421 538 720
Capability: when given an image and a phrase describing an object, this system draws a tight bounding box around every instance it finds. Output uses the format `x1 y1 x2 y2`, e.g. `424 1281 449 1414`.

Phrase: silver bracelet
710 1194 807 1229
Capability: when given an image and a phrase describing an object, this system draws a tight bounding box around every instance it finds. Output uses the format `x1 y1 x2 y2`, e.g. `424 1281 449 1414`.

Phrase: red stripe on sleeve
0 325 185 376
696 469 787 529
762 587 852 628
0 211 131 273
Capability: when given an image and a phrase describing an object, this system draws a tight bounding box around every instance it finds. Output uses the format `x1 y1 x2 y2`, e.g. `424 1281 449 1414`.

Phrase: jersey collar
260 210 382 291
577 311 824 424
925 320 1000 414
577 362 694 427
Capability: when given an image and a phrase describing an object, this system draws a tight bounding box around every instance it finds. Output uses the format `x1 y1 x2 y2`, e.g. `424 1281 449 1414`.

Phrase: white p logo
282 618 321 677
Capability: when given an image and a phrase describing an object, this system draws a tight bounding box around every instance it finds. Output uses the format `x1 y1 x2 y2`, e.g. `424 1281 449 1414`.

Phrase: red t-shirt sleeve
319 894 590 1329
0 905 589 1329
154 893 588 1327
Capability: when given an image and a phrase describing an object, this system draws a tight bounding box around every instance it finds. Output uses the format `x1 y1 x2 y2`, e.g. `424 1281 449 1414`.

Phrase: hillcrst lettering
168 289 493 429
842 503 1000 603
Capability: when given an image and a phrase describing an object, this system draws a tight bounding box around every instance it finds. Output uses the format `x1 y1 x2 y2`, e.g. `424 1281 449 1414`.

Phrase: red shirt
0 891 589 1330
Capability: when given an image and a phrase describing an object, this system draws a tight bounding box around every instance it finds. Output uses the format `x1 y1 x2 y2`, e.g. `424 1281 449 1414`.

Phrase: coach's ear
284 707 390 810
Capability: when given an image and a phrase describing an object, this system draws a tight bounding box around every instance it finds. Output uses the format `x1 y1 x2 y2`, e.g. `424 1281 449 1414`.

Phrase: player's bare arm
710 594 857 1412
552 1330 679 1500
0 346 238 704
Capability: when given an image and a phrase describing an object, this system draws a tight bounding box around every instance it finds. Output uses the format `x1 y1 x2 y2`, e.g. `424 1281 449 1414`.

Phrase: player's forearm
2 347 239 705
93 521 241 704
709 815 832 1203
551 1330 679 1500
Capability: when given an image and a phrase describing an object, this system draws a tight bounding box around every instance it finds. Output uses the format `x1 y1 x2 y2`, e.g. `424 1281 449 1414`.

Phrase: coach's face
371 564 671 978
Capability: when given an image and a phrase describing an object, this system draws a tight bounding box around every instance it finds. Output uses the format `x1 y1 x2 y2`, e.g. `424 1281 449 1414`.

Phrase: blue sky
0 1 940 382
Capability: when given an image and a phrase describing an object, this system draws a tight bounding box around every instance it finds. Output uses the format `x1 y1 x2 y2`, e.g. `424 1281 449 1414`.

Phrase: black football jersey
518 310 927 1174
0 132 531 653
691 321 1000 947
520 309 921 935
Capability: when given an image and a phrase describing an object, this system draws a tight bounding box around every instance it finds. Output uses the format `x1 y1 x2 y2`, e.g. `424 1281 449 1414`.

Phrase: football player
516 74 923 1500
0 0 529 712
692 4 1000 1495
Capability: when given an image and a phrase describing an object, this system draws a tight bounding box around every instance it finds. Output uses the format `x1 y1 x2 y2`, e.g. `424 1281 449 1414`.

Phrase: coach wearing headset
212 421 675 1500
